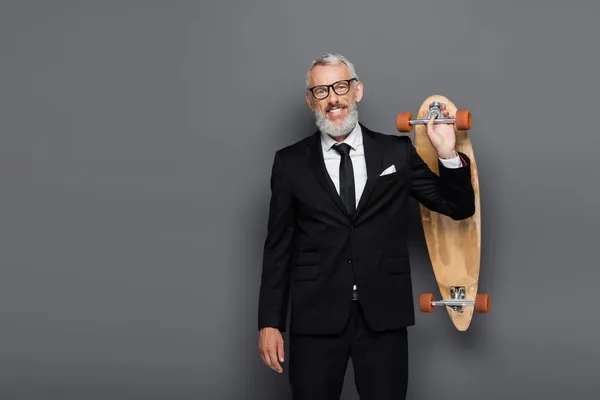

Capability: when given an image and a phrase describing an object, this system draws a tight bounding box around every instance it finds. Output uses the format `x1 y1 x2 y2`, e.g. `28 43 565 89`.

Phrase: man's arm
408 141 475 220
258 151 296 332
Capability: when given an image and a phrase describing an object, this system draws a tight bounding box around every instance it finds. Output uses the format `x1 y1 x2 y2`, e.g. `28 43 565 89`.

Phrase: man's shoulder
273 131 318 159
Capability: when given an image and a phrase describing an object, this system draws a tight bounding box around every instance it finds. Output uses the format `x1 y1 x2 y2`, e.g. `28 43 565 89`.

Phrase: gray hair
305 53 359 88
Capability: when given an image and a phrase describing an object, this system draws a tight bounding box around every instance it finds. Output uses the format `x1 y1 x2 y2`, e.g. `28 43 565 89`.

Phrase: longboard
396 95 489 331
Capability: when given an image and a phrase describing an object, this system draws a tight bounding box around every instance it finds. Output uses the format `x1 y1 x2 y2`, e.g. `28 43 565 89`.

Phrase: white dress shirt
320 122 463 292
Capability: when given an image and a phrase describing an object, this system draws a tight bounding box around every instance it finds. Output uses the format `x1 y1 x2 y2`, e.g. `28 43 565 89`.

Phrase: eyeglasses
308 78 357 100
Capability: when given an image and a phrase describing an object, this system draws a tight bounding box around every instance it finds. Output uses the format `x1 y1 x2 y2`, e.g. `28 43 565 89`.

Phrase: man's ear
305 91 314 110
355 81 364 103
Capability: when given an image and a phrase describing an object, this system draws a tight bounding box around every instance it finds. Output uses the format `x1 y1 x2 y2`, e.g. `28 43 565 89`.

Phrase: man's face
306 63 363 136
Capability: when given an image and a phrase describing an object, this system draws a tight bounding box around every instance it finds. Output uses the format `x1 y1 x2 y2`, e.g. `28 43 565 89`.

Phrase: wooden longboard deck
413 95 481 331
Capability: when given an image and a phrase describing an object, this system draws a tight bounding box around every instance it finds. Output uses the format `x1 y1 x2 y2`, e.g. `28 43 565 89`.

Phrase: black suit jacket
258 123 475 335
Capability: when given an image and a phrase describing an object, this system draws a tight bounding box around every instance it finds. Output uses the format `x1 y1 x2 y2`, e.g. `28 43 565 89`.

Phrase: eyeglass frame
307 78 358 100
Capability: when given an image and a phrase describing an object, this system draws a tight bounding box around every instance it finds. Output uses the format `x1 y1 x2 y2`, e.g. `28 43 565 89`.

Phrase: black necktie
333 143 356 214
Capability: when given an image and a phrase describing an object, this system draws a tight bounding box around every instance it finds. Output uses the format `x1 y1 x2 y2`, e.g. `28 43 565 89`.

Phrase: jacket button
347 258 352 264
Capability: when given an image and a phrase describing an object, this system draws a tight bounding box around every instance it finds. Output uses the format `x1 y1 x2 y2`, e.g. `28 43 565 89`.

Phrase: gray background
0 1 598 399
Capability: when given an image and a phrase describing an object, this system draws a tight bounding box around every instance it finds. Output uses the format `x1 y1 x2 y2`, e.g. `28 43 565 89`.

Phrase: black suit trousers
288 300 408 400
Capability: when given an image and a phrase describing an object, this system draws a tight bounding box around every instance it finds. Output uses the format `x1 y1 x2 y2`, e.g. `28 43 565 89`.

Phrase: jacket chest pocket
379 165 406 185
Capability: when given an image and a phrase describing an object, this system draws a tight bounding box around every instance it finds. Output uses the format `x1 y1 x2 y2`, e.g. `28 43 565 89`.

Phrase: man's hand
259 327 284 373
426 103 457 159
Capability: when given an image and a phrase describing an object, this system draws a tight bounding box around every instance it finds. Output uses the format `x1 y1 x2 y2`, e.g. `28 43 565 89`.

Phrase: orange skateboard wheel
396 112 413 132
455 110 472 130
475 293 490 313
419 293 434 313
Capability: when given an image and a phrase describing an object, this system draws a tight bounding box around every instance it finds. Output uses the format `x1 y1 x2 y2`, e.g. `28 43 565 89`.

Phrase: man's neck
330 134 349 143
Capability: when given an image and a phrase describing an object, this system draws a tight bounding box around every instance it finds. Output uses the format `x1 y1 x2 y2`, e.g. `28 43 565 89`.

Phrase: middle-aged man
257 53 475 399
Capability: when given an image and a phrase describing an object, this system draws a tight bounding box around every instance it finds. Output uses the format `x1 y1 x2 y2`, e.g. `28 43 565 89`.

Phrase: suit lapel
306 132 352 219
352 124 383 220
306 125 384 221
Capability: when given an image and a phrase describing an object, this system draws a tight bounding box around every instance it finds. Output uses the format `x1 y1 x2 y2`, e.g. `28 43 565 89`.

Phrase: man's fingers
277 338 285 363
260 346 274 367
268 346 283 373
260 348 270 366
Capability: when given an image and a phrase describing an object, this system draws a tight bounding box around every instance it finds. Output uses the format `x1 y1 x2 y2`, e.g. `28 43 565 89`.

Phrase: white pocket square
380 165 396 176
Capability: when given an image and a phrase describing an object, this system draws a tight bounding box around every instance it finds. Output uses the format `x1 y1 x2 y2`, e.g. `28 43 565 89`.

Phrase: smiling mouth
327 105 346 115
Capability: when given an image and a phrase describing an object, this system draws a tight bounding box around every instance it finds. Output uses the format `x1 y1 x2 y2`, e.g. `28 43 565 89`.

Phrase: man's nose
328 90 340 103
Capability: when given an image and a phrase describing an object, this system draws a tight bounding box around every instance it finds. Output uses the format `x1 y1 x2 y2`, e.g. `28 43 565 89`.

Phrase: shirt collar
320 122 362 152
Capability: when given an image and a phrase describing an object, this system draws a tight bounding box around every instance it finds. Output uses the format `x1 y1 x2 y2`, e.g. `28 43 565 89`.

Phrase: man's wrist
438 150 458 159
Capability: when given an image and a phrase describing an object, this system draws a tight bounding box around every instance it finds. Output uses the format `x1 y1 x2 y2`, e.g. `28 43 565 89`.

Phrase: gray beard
314 104 359 138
